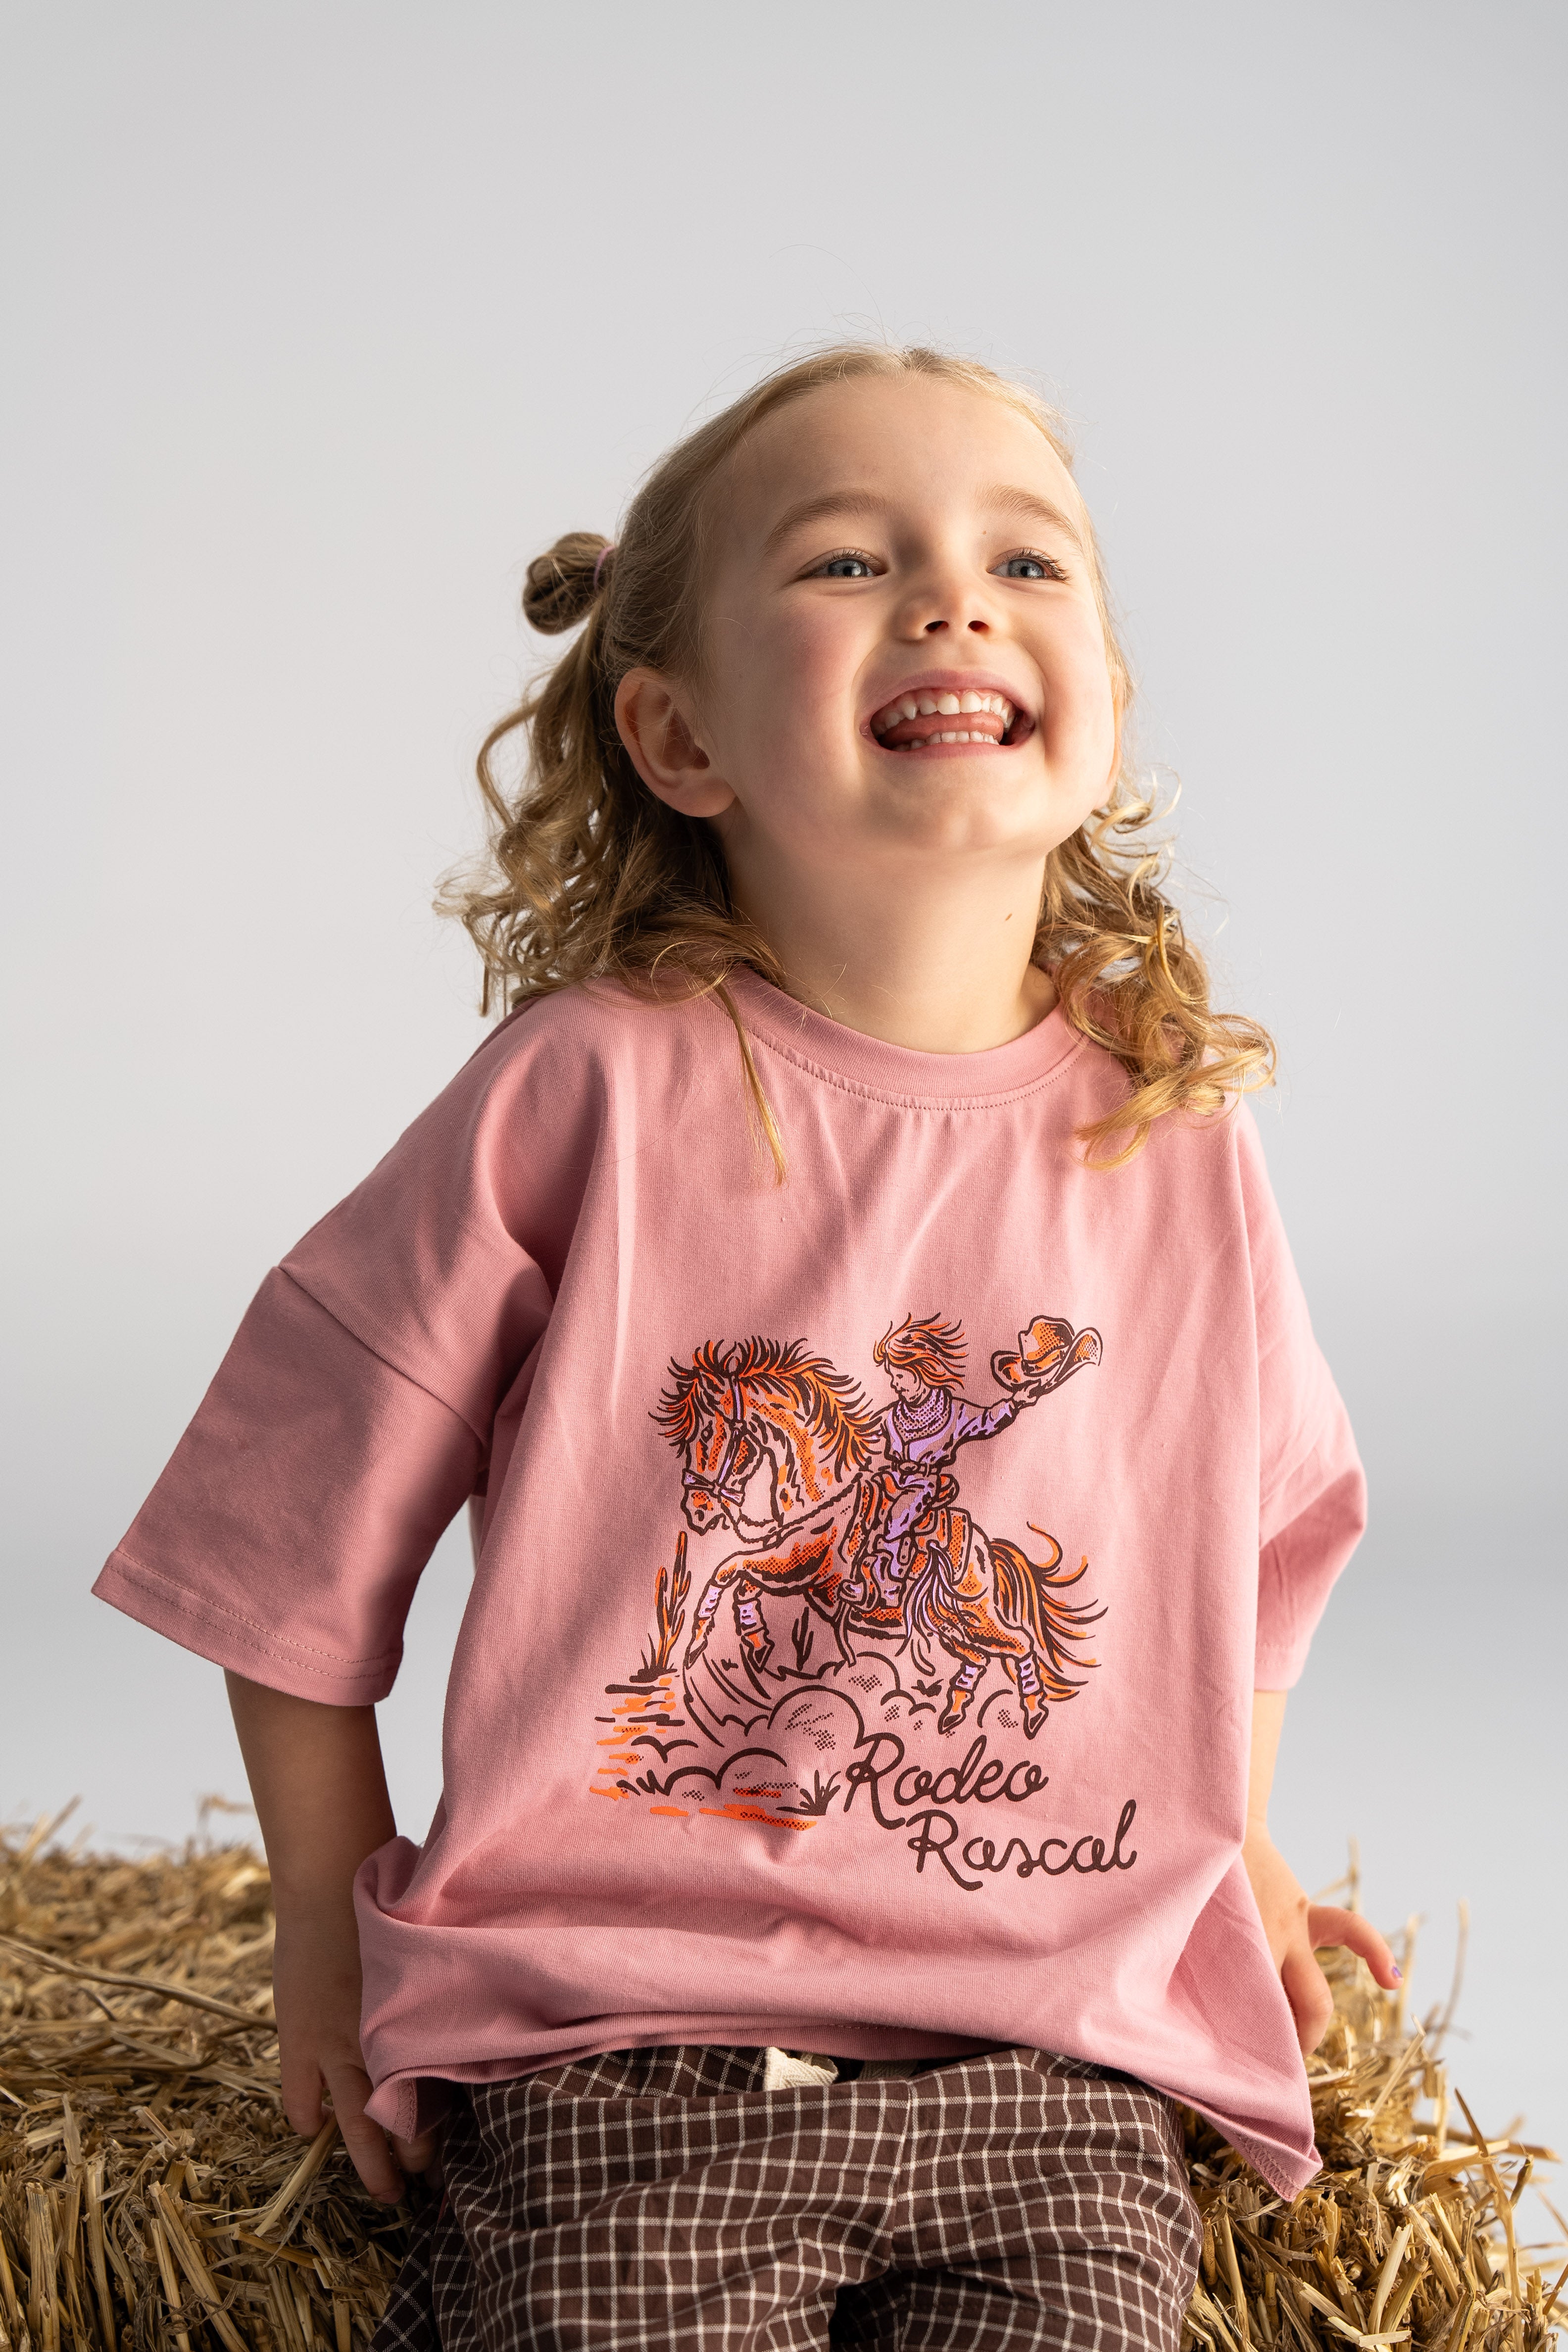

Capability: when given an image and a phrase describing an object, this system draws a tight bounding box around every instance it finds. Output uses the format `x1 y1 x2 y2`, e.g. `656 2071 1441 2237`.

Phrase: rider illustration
847 1312 1084 1618
647 1307 1105 1745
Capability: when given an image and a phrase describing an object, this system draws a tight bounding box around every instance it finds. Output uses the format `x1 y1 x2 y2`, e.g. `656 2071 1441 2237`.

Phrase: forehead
719 373 1086 549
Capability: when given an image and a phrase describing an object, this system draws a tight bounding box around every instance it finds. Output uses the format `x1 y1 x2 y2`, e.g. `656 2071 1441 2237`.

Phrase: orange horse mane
655 1336 876 1477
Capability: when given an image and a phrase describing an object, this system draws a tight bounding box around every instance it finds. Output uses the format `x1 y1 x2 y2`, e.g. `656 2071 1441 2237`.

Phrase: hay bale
0 1811 409 2352
0 1816 1560 2352
1182 1863 1563 2352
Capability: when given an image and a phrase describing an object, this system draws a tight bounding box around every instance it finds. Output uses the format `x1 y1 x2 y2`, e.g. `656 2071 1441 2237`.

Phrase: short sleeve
93 1016 562 1702
93 1273 482 1702
1237 1110 1367 1689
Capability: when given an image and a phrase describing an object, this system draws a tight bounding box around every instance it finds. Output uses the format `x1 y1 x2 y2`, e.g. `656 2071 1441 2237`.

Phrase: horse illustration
653 1320 1103 1736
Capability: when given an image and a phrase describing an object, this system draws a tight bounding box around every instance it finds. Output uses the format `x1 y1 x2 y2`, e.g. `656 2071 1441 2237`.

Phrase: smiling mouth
869 688 1023 752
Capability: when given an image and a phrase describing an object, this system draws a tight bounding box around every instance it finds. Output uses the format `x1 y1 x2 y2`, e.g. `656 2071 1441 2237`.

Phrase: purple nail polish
1391 1965 1403 1982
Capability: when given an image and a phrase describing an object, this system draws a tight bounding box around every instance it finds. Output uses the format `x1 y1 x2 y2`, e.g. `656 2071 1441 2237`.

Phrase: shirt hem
362 2018 993 2131
1209 2117 1322 2199
365 2048 1322 2198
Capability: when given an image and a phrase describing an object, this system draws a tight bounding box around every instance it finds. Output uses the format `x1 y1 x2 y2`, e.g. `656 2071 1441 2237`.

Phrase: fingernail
1391 1965 1403 1982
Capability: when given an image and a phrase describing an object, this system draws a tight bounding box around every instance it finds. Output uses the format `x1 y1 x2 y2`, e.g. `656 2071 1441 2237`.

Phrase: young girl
96 344 1396 2352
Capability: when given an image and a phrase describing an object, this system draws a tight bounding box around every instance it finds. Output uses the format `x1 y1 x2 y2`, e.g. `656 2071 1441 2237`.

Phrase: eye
992 549 1068 583
810 549 879 581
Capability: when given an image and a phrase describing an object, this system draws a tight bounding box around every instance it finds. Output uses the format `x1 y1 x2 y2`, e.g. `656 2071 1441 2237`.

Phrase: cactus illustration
631 1534 691 1682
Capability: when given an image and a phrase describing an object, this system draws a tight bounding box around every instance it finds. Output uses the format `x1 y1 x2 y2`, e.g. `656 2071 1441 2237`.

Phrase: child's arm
1244 1690 1400 2053
226 1672 436 2200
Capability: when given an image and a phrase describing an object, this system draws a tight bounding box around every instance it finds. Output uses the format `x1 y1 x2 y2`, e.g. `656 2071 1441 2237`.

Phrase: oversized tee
95 975 1364 2197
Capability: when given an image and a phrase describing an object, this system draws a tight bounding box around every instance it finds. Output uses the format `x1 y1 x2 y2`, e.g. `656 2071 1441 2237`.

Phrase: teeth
870 688 1020 735
894 733 1000 750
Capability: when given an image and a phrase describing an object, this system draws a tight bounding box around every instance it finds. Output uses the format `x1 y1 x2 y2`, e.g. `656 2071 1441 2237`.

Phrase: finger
1308 1906 1402 1989
322 2060 404 2205
277 2047 327 2143
1281 1945 1336 2056
392 2130 438 2176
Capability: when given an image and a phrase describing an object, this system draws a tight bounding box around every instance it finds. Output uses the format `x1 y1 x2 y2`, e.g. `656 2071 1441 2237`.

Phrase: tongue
880 708 1007 746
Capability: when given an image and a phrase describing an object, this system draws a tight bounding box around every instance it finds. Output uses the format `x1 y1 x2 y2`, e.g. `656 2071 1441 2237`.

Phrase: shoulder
1055 1038 1264 1210
1225 1100 1289 1248
437 979 729 1131
463 978 712 1077
288 982 727 1271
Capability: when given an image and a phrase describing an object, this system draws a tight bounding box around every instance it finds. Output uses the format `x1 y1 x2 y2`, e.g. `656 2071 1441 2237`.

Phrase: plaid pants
372 2044 1199 2352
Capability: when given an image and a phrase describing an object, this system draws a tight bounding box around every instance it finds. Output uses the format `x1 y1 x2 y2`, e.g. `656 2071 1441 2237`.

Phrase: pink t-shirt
95 975 1364 2196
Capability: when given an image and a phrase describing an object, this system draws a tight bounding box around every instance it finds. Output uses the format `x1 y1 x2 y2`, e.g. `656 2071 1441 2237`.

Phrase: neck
725 841 1057 1054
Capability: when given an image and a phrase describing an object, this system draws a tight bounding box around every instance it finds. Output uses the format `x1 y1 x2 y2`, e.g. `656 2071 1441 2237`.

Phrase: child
97 344 1397 2351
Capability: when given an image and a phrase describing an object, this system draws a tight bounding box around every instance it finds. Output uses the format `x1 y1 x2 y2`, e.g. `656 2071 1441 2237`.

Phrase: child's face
624 375 1120 891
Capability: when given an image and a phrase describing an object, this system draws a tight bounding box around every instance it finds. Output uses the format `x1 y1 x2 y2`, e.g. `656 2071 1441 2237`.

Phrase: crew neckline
727 968 1082 1108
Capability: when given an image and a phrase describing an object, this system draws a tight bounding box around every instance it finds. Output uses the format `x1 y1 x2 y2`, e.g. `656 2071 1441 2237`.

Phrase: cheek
1041 615 1120 777
716 602 857 741
771 619 860 756
707 614 865 848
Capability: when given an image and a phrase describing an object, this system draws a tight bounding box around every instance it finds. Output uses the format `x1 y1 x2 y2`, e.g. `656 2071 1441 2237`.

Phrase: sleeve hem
92 1550 401 1705
1253 1636 1311 1691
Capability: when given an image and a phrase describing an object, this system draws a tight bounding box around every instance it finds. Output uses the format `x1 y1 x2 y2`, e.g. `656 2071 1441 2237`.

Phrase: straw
1180 1923 1562 2352
0 1819 413 2352
1 1819 1559 2352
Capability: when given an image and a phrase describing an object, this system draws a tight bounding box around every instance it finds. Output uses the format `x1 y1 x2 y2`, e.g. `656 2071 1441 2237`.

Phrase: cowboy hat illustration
990 1314 1103 1391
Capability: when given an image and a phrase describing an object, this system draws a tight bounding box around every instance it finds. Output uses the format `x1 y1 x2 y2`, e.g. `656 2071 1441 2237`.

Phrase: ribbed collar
728 968 1081 1109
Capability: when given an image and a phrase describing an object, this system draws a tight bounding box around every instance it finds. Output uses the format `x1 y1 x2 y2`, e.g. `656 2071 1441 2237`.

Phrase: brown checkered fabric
372 2044 1199 2351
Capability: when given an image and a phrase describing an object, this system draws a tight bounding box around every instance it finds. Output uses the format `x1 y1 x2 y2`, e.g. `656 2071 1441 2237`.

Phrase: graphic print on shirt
591 1311 1132 1886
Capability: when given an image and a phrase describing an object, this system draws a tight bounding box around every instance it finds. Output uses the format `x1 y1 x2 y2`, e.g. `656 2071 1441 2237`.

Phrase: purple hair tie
593 541 615 588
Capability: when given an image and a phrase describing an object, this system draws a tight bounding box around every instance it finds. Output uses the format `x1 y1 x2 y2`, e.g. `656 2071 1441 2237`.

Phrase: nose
899 557 993 638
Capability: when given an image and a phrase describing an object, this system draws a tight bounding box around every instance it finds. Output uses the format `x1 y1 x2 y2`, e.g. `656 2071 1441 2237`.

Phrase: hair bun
522 531 613 635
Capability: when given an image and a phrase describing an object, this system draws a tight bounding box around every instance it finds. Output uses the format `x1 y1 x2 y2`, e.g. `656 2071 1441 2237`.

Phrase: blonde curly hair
443 343 1274 1169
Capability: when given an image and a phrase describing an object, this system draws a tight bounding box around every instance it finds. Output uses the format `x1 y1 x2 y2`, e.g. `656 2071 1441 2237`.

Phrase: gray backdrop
3 2 1563 2175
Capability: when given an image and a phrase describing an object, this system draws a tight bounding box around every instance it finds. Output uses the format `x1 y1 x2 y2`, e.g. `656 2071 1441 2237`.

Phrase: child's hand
224 1672 438 2203
273 1899 438 2202
1241 1828 1401 2054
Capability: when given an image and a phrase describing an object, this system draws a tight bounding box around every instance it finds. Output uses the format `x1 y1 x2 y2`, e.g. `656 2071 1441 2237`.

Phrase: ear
615 668 735 819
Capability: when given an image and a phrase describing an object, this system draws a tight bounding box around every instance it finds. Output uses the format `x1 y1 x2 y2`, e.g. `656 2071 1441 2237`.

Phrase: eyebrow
762 483 1088 556
762 489 894 555
978 484 1088 550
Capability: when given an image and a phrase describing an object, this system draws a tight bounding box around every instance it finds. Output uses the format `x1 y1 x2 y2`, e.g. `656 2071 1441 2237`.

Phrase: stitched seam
745 1025 1088 1111
1258 1416 1344 1533
276 1266 490 1447
101 1554 399 1675
1256 1538 1294 1647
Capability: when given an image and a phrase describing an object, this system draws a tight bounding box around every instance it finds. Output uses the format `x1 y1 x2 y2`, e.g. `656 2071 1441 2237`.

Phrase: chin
869 763 1072 855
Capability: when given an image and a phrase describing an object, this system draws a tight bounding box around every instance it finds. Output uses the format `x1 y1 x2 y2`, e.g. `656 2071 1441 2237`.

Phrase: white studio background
2 3 1564 2162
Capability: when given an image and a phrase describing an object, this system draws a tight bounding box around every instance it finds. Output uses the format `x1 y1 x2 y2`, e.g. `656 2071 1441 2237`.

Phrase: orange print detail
700 1805 819 1833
